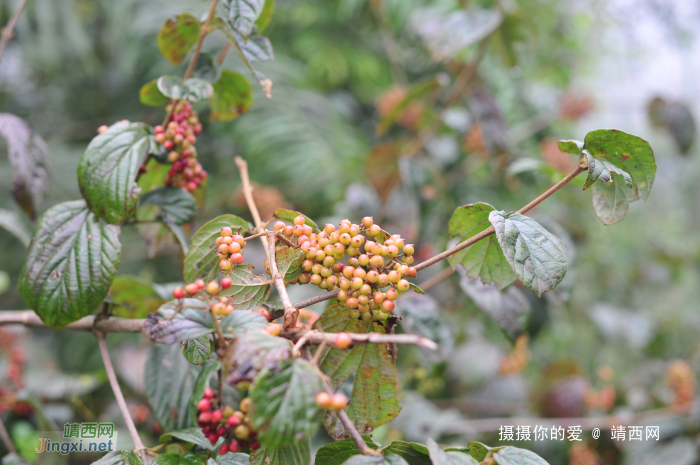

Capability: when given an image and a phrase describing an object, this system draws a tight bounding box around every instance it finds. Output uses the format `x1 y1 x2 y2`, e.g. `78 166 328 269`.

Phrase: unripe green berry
350 309 361 319
347 246 359 256
321 267 333 278
377 310 390 320
310 274 322 285
402 255 415 265
362 311 372 321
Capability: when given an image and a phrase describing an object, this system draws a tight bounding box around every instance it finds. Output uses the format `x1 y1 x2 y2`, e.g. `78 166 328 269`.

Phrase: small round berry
185 283 199 295
370 255 384 267
231 253 244 265
234 425 250 440
274 221 286 231
211 409 223 423
212 302 227 315
316 392 332 409
298 273 311 285
339 278 351 290
310 274 323 285
218 244 230 255
332 262 344 273
324 224 336 234
353 268 367 280
173 287 186 299
335 332 352 349
368 225 381 237
346 297 359 308
226 415 241 427
264 324 282 336
284 225 294 237
221 227 234 237
312 263 323 275
386 288 399 300
382 300 395 312
378 274 390 286
206 281 220 295
98 125 109 134
219 445 229 455
358 254 369 267
339 233 352 245
251 440 260 451
373 292 386 304
233 234 245 246
199 411 212 423
198 398 211 411
402 255 415 265
195 279 206 289
397 279 410 292
228 242 241 254
229 440 241 452
337 290 348 301
220 260 233 273
330 393 347 411
351 277 364 290
254 307 270 321
407 267 417 278
323 256 336 267
403 244 415 255
359 284 372 296
294 215 306 226
221 277 232 289
362 217 374 228
366 270 379 283
240 397 251 413
388 271 401 284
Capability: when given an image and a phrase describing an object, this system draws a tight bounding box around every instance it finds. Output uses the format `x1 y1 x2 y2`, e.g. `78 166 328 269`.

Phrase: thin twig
415 165 585 272
209 306 226 344
419 266 455 291
293 289 340 309
267 232 299 329
216 42 232 65
0 0 29 67
292 330 315 358
244 230 268 241
0 415 17 454
0 311 145 332
284 328 438 351
95 332 147 462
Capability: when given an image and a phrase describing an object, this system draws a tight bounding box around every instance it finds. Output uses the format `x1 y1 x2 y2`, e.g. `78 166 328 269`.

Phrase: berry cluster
272 216 417 322
154 102 206 192
197 388 259 453
216 227 247 274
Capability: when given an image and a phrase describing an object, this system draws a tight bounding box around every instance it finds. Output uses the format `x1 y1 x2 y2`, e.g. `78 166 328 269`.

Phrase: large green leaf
160 428 217 451
382 441 431 465
488 211 567 297
220 310 268 336
315 302 400 439
276 246 306 282
189 360 221 426
592 173 635 225
448 203 515 289
184 214 252 283
250 358 323 448
209 453 250 465
250 442 310 465
219 265 271 310
255 0 275 32
426 439 478 465
210 70 253 122
226 331 291 383
314 436 378 465
183 336 214 365
139 80 170 107
157 76 215 103
146 343 200 431
157 13 200 66
138 187 196 225
110 275 165 318
582 149 632 190
583 129 655 201
18 200 121 330
493 447 549 465
92 451 144 465
77 121 155 224
223 0 265 37
143 299 213 343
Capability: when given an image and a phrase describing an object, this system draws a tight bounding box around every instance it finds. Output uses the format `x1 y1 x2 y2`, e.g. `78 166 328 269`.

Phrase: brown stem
276 232 296 249
216 42 231 65
419 266 455 291
284 328 438 351
415 165 585 272
294 289 340 309
243 230 268 241
209 306 226 344
95 332 147 462
234 157 265 230
0 312 145 332
0 0 29 67
267 232 299 329
0 415 17 454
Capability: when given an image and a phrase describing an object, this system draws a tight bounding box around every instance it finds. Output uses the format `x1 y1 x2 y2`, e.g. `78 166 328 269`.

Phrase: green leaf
18 200 121 330
250 442 310 465
143 299 213 343
140 80 170 107
77 121 155 224
493 447 549 465
224 26 274 63
276 246 306 282
157 13 200 66
582 150 632 190
448 203 515 289
343 454 409 465
377 77 441 135
158 76 215 102
223 0 265 38
255 0 275 32
382 441 431 465
407 283 425 294
394 294 453 361
183 336 213 365
219 265 271 310
138 187 196 225
164 218 191 253
160 428 214 450
457 268 531 341
314 436 378 465
488 211 567 297
220 310 268 336
1 453 28 465
250 358 322 448
147 344 200 431
557 139 583 154
210 70 253 122
583 129 656 201
466 443 490 462
92 451 144 465
209 453 250 465
315 302 400 439
110 275 165 318
0 208 31 246
592 173 635 225
193 52 218 81
226 331 291 383
427 439 478 465
189 360 222 426
155 454 181 465
273 209 319 232
184 214 252 283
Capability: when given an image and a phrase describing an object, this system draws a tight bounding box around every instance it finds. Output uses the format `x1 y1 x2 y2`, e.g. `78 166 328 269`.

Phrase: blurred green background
2 0 700 464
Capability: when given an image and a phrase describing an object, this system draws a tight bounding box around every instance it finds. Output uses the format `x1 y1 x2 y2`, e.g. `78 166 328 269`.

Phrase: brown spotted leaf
157 13 200 66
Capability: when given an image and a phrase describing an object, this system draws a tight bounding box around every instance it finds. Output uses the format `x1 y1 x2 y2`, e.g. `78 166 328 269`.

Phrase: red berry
185 283 199 295
229 440 241 452
382 300 395 312
386 288 398 300
334 332 352 350
204 387 215 398
164 140 174 150
211 409 223 423
198 398 211 411
226 415 240 427
208 433 218 444
230 253 244 265
173 287 186 299
198 411 212 423
195 279 205 289
219 445 229 455
251 440 260 450
221 277 232 289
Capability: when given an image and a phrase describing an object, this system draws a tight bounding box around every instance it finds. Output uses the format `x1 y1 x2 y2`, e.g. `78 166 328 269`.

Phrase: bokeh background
2 0 700 464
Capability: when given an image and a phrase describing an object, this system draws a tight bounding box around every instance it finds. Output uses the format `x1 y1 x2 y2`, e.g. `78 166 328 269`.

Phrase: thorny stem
414 165 586 272
162 0 219 126
0 0 29 67
95 332 147 462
